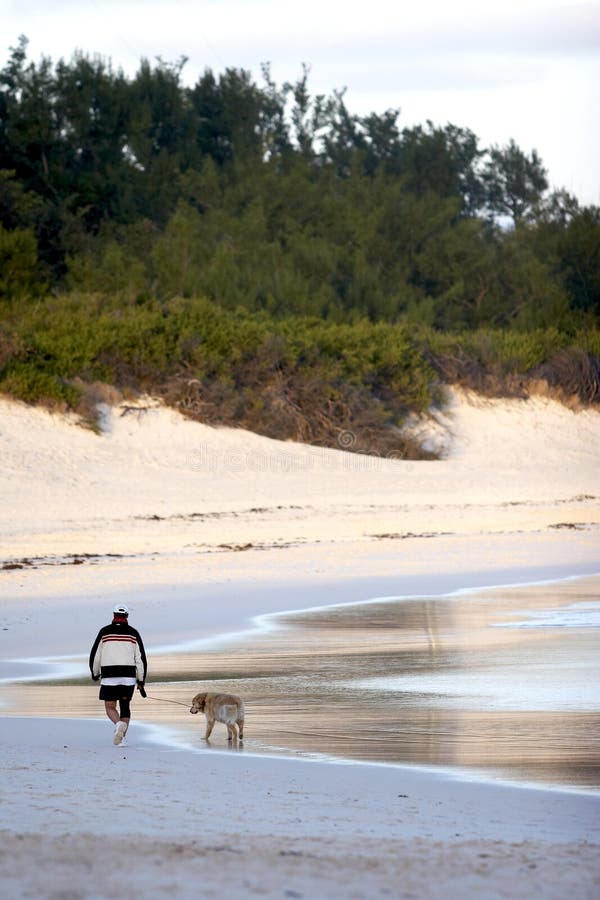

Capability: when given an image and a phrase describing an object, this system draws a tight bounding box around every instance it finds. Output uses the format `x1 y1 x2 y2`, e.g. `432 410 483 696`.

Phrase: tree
0 38 58 202
282 64 329 160
390 122 484 214
0 222 45 301
53 53 133 229
189 67 268 167
357 109 402 177
151 200 207 298
482 139 548 224
320 90 365 177
0 167 43 229
127 56 193 224
557 206 600 315
492 224 570 327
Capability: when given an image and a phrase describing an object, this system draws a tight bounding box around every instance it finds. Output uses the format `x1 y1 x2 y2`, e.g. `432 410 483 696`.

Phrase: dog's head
190 692 207 714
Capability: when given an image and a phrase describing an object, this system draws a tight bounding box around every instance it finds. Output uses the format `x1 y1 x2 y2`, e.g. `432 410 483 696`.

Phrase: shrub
0 362 81 408
1 291 597 455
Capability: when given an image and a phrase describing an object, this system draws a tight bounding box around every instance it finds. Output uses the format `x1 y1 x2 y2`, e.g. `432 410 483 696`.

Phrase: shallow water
3 575 600 791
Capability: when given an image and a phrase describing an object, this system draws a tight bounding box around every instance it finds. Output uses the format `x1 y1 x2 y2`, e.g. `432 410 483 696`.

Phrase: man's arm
134 629 148 683
89 630 103 680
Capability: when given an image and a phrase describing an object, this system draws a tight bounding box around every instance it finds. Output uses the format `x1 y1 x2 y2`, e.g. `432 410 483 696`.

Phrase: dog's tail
238 700 245 722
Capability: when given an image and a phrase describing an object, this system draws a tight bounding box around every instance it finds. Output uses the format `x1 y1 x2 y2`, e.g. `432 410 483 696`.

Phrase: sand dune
1 389 599 562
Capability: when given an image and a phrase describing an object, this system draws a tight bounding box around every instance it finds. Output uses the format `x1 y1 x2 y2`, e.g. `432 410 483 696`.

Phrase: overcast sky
2 0 599 205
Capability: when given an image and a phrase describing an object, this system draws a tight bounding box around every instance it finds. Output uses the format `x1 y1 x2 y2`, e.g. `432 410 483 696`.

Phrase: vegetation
1 39 598 455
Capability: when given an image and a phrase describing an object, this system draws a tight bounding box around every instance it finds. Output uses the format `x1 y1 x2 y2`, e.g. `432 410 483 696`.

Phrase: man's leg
104 700 120 724
112 692 133 745
118 696 131 728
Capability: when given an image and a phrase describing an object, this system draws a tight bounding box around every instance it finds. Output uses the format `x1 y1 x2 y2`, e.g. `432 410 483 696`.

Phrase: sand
2 388 599 561
1 717 599 900
1 389 599 898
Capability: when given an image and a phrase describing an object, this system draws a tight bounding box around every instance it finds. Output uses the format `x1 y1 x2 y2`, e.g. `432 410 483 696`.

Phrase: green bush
0 362 81 407
420 325 600 402
1 290 598 453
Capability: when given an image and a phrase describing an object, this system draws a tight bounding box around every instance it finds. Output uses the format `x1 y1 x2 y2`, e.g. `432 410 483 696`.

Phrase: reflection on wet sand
3 576 599 790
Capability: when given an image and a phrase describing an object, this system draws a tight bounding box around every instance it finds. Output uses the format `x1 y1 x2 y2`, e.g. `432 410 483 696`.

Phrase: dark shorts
99 684 135 701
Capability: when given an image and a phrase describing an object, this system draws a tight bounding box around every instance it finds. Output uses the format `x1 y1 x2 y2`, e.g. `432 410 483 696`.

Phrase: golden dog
190 691 245 742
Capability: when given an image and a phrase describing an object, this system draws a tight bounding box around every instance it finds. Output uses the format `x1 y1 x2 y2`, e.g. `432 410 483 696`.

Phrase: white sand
1 390 599 898
1 388 599 560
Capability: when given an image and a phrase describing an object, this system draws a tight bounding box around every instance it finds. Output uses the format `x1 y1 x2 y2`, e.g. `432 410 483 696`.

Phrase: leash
142 692 190 708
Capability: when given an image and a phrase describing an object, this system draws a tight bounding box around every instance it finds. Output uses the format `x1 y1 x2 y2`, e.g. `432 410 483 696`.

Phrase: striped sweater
89 622 147 682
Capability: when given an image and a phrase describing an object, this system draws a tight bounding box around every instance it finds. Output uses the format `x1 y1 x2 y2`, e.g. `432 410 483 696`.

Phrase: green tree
0 222 45 301
399 122 446 196
127 56 192 224
189 67 269 167
0 38 59 202
493 225 570 327
557 207 600 315
0 167 45 236
53 52 132 228
151 200 208 298
482 139 548 223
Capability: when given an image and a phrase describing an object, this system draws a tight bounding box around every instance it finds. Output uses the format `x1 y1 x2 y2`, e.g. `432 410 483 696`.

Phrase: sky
2 0 599 205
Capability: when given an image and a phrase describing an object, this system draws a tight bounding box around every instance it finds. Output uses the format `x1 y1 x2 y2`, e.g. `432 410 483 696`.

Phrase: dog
190 691 245 742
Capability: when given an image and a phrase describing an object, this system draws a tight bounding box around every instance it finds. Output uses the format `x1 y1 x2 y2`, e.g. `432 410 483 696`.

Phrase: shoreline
9 712 598 799
3 554 599 675
2 566 598 796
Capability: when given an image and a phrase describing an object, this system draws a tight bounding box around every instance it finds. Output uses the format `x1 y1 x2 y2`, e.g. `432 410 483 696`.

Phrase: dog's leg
227 723 237 742
204 718 215 740
237 717 244 740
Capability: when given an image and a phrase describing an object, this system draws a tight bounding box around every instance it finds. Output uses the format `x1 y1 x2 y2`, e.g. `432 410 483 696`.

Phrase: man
89 604 147 746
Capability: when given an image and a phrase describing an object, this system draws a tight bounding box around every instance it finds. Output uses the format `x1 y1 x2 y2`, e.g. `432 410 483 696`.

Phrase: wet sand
2 716 599 900
4 573 599 792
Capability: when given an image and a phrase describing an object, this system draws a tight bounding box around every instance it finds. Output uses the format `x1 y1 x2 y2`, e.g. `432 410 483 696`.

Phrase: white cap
113 604 129 615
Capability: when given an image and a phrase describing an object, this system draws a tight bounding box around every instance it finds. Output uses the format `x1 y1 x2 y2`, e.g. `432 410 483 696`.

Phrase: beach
1 389 600 898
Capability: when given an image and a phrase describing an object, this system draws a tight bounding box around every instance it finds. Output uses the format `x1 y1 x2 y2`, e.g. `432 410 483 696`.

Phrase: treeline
1 39 599 454
1 36 598 326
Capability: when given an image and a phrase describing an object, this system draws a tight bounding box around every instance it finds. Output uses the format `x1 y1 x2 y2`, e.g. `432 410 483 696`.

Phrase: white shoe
113 722 127 746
